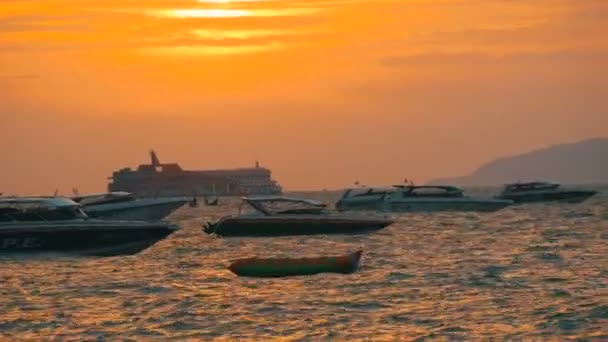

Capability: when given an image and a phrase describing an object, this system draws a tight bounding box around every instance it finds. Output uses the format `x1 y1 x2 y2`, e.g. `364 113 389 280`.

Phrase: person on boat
189 196 198 207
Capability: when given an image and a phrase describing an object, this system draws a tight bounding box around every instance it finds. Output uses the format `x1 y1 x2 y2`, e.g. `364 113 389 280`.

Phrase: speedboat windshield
343 187 393 198
73 192 134 206
242 196 327 216
0 197 81 209
0 197 88 221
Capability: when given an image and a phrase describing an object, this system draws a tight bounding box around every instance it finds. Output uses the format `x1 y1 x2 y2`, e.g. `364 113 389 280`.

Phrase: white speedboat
0 197 179 256
495 182 597 204
336 185 513 213
72 192 189 221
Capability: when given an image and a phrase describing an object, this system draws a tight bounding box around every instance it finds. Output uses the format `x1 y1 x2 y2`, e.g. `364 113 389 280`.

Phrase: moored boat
336 185 513 213
203 196 393 237
229 250 363 277
495 182 598 204
0 197 179 256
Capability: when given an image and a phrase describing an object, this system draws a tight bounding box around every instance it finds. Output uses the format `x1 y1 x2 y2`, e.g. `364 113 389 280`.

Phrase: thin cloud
0 14 97 33
0 73 42 79
382 48 608 67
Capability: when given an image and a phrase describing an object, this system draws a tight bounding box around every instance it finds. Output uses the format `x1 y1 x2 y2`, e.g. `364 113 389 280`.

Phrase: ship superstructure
108 151 282 197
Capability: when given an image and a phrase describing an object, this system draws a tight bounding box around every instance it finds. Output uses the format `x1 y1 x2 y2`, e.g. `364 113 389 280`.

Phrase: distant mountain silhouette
430 138 608 186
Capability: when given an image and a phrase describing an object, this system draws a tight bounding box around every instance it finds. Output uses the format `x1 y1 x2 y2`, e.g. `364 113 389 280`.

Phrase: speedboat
0 197 179 256
203 196 393 237
336 185 513 213
71 192 189 221
495 182 597 204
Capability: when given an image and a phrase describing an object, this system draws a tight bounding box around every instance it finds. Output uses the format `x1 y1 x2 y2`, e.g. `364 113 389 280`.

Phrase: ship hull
0 221 177 256
337 198 513 213
496 190 597 204
204 216 392 237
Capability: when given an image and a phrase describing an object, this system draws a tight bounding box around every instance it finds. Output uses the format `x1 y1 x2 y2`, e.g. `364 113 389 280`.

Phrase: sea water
1 188 607 340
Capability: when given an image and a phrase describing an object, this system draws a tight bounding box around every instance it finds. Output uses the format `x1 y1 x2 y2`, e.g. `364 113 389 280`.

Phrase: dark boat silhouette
229 250 363 277
495 182 597 204
203 196 393 237
0 197 179 257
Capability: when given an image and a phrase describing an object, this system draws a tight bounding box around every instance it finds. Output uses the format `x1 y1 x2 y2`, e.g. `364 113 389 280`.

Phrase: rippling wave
1 188 607 339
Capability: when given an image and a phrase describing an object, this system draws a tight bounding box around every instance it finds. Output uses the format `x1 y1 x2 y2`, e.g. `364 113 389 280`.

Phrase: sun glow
147 7 320 19
150 9 249 18
142 42 284 56
190 29 303 39
198 0 276 3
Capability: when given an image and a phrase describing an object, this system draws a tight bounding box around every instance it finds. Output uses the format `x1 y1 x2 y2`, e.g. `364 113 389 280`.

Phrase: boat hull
337 199 512 213
0 221 178 256
84 198 187 221
496 190 597 204
204 216 393 237
229 250 363 277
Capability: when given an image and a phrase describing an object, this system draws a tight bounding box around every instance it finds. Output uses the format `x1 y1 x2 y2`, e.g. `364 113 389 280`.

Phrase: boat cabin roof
242 196 326 216
72 192 134 206
343 185 464 198
72 191 132 201
394 185 462 192
343 187 393 197
399 185 464 197
0 197 87 221
503 182 559 192
0 197 81 209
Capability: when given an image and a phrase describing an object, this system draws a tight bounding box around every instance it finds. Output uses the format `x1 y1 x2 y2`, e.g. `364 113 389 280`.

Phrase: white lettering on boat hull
1 238 41 249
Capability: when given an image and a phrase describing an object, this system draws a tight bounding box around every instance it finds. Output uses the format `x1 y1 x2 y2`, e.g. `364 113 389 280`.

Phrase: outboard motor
203 221 216 234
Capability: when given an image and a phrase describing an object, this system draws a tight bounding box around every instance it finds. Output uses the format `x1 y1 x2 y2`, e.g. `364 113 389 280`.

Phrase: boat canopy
242 196 327 216
395 185 462 192
72 192 134 206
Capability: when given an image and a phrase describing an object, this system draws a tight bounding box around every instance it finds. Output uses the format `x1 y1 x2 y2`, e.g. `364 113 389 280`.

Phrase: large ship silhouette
108 151 282 197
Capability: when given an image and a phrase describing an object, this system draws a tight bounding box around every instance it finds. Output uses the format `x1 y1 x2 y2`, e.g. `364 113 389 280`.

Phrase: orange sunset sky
1 0 607 194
